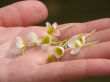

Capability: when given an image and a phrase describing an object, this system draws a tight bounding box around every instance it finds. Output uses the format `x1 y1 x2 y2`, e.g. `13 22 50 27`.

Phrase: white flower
28 32 41 46
68 29 97 55
46 22 60 36
41 33 51 50
51 46 64 59
16 36 26 49
68 35 86 55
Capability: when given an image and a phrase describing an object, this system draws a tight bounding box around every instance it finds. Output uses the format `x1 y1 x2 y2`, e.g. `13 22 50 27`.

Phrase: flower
68 29 97 55
68 35 84 55
52 46 64 59
16 36 26 49
41 33 51 50
48 46 64 62
46 22 60 36
28 32 41 46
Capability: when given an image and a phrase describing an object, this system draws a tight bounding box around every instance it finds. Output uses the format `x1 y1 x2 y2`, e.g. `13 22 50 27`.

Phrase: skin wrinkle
7 57 40 82
60 60 86 81
11 4 23 26
12 1 48 26
0 59 12 82
84 18 110 31
86 59 110 77
0 5 23 27
3 27 23 58
12 1 29 26
0 7 7 26
0 18 3 26
60 23 87 40
0 1 48 27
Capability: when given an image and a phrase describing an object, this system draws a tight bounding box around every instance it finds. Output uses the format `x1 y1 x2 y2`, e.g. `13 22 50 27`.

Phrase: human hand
0 1 110 82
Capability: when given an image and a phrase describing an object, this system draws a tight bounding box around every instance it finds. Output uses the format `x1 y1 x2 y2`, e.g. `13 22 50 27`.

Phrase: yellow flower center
48 55 56 62
47 27 56 35
74 42 79 48
77 35 83 42
41 34 51 44
55 47 64 56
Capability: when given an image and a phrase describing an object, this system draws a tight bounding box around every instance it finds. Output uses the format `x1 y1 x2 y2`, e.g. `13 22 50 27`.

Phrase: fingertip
0 1 48 27
12 0 48 26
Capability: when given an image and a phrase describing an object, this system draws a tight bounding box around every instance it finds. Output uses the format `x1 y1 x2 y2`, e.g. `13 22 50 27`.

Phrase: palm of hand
0 0 110 82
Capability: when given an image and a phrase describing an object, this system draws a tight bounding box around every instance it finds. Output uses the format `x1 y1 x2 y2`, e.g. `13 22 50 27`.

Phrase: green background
0 0 110 82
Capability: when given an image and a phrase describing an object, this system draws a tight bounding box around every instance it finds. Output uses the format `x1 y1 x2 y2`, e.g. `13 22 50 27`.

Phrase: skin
0 0 110 82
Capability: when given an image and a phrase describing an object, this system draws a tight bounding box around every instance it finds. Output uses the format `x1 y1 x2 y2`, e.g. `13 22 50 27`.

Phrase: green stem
59 24 73 31
62 40 69 48
84 41 99 46
85 29 96 38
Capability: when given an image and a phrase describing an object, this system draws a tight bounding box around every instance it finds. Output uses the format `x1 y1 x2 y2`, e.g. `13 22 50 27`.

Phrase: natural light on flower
68 36 83 55
48 46 64 62
28 32 41 46
16 20 98 62
41 33 51 50
46 22 60 36
52 46 64 59
68 29 97 55
16 36 26 49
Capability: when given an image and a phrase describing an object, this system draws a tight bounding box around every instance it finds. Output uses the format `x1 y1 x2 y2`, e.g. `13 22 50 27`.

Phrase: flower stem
85 29 96 38
84 41 99 46
59 24 73 31
62 40 69 48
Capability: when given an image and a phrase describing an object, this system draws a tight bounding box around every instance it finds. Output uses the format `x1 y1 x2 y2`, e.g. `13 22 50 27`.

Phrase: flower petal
52 22 58 29
76 40 83 47
28 32 38 43
41 44 49 51
53 46 64 59
68 40 79 48
16 37 25 49
41 33 51 44
71 48 81 55
46 22 51 28
82 36 86 44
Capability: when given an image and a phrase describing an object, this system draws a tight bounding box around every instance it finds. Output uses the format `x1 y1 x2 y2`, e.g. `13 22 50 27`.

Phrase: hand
0 1 110 82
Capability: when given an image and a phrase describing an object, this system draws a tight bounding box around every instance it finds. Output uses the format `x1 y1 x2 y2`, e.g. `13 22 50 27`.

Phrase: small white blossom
70 47 81 54
68 35 86 55
16 36 26 49
28 32 41 46
41 33 51 50
51 46 64 59
46 22 60 36
68 29 97 55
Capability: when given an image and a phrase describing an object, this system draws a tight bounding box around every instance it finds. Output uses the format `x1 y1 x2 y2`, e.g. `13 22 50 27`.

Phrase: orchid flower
28 32 41 46
46 22 60 37
48 46 64 61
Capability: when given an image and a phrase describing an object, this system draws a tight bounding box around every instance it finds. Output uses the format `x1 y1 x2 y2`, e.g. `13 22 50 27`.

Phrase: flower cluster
16 22 98 62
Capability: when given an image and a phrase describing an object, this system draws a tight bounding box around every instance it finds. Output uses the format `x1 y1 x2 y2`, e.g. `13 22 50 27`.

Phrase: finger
0 1 48 27
87 28 110 42
59 18 110 40
38 59 110 82
61 41 110 61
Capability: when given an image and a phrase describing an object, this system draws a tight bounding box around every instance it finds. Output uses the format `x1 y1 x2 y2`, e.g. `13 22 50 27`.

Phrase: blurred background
0 0 110 82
